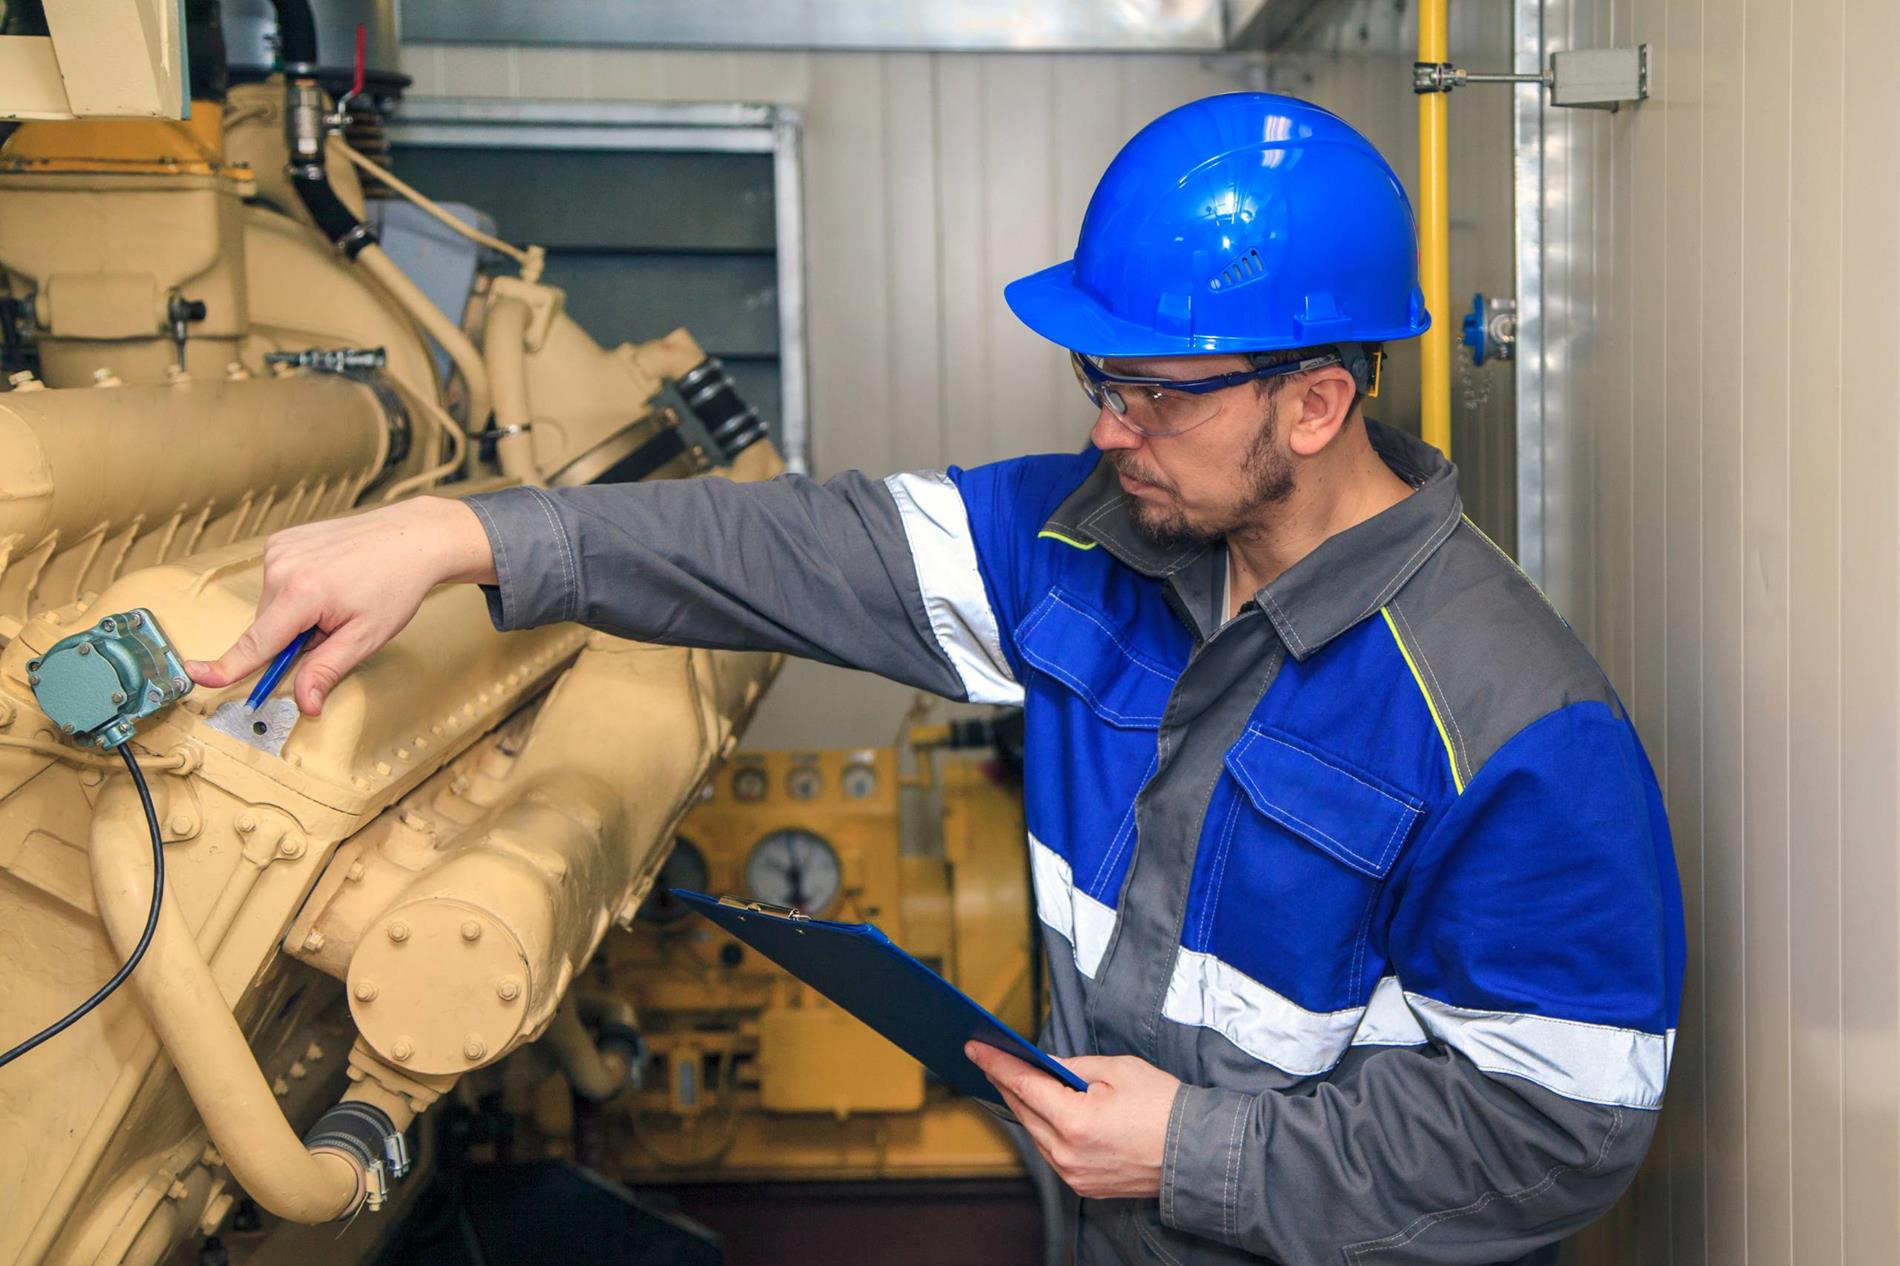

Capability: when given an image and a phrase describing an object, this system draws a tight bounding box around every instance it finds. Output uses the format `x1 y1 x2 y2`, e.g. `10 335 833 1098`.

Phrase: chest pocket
1196 725 1426 1012
1014 588 1180 961
1015 587 1177 728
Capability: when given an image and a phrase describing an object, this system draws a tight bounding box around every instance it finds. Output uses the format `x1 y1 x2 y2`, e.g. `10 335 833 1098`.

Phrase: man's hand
185 497 495 716
965 1040 1181 1199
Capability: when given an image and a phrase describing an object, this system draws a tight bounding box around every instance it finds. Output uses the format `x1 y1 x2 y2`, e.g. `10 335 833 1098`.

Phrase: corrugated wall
1553 0 1900 1257
400 44 1260 747
1291 0 1900 1260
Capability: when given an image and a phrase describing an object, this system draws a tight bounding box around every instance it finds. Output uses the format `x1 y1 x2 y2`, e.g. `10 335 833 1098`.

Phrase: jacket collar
1041 420 1463 660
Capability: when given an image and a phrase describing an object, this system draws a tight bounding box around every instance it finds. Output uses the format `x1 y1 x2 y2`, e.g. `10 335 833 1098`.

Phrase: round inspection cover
348 900 531 1075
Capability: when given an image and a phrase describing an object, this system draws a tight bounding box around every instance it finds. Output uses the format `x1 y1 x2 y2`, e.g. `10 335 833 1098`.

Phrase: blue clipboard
673 890 1088 1106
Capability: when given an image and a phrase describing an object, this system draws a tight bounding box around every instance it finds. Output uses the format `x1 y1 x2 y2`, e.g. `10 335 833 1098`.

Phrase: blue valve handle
246 627 317 712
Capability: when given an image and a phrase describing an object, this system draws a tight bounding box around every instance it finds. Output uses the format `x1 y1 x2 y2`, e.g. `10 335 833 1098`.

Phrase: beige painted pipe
17 828 280 1266
0 374 387 549
353 243 492 444
89 782 366 1224
482 295 539 479
541 994 631 1102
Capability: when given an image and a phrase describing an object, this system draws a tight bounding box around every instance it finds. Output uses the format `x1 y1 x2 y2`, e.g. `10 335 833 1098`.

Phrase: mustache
1108 453 1176 494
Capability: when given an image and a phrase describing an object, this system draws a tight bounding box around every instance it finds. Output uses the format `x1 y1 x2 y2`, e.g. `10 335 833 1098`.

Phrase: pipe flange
348 900 531 1075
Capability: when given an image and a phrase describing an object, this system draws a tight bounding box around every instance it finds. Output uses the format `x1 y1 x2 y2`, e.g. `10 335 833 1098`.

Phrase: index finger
184 593 320 689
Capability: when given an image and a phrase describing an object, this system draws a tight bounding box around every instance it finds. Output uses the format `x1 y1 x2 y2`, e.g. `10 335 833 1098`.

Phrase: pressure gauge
841 762 879 800
731 765 769 802
635 837 711 925
785 765 823 801
744 829 842 915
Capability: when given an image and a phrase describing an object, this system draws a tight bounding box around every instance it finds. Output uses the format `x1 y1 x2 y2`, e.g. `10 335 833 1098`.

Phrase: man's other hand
184 497 495 717
966 1040 1181 1199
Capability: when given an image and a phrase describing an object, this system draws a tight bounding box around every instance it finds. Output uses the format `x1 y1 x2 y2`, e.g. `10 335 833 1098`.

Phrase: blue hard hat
1005 93 1430 358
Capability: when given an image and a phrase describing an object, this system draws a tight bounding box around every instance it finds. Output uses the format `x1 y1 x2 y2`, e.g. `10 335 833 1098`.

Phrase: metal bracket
1415 44 1648 110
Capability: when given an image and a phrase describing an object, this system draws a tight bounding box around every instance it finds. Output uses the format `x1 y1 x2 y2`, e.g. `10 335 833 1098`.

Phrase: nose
1089 405 1143 453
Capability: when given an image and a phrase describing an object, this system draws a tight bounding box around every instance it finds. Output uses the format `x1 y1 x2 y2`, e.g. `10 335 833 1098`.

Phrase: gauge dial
635 837 711 924
744 828 842 915
785 765 823 801
841 762 879 800
731 765 769 802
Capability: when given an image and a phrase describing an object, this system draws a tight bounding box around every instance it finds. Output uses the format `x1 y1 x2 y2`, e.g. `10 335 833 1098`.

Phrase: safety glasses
1070 350 1346 438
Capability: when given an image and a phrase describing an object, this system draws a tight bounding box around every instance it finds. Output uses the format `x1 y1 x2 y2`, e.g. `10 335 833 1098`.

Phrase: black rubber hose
290 165 376 258
269 0 318 70
0 745 164 1069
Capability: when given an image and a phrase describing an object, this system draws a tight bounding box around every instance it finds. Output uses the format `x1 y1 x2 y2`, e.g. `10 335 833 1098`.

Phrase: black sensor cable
0 744 164 1070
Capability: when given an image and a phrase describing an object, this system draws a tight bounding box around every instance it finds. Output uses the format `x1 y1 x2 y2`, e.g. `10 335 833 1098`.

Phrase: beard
1111 407 1295 551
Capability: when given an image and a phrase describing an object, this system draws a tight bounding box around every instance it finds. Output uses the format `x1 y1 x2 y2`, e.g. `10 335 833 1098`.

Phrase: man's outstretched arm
188 470 1023 716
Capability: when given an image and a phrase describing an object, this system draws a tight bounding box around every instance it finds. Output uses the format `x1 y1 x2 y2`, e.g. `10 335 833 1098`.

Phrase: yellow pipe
88 783 370 1225
483 295 541 480
353 242 492 446
1417 0 1452 458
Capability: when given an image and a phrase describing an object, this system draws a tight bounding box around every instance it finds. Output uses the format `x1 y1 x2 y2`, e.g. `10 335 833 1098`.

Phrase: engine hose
675 357 770 463
289 164 376 258
268 0 317 72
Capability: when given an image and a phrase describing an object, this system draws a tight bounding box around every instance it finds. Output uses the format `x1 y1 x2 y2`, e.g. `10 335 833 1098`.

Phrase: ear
1283 367 1358 458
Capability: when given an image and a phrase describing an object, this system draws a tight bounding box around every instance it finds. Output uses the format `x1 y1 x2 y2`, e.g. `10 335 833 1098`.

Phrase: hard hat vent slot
1209 248 1266 292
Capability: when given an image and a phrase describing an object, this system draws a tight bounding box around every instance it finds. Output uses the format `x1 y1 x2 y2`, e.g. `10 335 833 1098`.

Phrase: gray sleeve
463 474 971 698
1159 1045 1653 1264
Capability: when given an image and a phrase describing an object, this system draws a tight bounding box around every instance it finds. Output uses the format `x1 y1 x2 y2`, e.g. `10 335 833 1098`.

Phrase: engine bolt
76 644 91 657
300 930 325 953
171 676 189 694
496 978 521 1002
235 812 256 833
278 835 305 858
460 920 482 942
387 921 410 943
353 980 379 1002
61 723 75 734
463 1036 487 1061
391 1038 414 1061
169 814 192 836
130 613 143 627
27 673 39 686
111 691 126 705
346 860 366 882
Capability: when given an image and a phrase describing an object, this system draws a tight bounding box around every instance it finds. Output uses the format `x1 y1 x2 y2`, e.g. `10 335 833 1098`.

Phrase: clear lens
1070 354 1220 437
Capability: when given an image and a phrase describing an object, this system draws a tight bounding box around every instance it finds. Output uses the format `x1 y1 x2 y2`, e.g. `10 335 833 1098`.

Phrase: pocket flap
1224 727 1424 878
1015 589 1176 729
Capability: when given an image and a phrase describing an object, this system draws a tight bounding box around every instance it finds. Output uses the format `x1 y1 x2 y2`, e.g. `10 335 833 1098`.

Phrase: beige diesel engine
0 7 781 1264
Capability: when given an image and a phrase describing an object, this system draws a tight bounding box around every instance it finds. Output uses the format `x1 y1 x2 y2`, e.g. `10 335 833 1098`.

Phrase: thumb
185 599 315 688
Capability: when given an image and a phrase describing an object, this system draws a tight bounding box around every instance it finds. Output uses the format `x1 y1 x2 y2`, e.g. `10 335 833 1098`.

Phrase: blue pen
246 627 317 711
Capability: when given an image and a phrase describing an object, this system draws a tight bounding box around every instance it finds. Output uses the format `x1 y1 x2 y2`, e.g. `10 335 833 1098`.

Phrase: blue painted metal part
1462 291 1489 364
27 609 193 749
246 627 317 712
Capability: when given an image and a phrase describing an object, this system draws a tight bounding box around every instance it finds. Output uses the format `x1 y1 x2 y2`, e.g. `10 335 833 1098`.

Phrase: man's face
1085 354 1296 550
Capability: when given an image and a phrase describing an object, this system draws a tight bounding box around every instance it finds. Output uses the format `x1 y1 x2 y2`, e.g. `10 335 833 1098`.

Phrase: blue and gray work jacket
467 421 1684 1266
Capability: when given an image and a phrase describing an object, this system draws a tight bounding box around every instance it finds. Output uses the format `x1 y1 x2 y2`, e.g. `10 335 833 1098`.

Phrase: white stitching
525 487 579 623
467 499 512 621
1223 1096 1245 1243
1197 792 1244 948
1250 728 1424 810
1089 750 1157 892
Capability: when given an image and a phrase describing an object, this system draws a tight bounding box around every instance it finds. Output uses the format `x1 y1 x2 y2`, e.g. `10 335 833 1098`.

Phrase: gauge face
785 765 823 801
635 837 711 924
731 765 769 802
840 762 879 801
744 828 842 915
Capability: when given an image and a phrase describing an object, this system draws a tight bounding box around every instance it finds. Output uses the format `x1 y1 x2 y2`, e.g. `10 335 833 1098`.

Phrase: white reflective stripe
1403 993 1673 1110
1350 975 1427 1047
883 471 1023 706
1029 833 1116 978
1164 960 1670 1107
1162 947 1364 1077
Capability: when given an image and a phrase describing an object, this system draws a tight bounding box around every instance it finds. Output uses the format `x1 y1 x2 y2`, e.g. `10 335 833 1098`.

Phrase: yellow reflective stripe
1036 529 1098 551
1379 606 1465 794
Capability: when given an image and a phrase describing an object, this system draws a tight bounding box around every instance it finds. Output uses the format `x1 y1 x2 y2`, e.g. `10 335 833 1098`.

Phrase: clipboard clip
716 895 811 922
